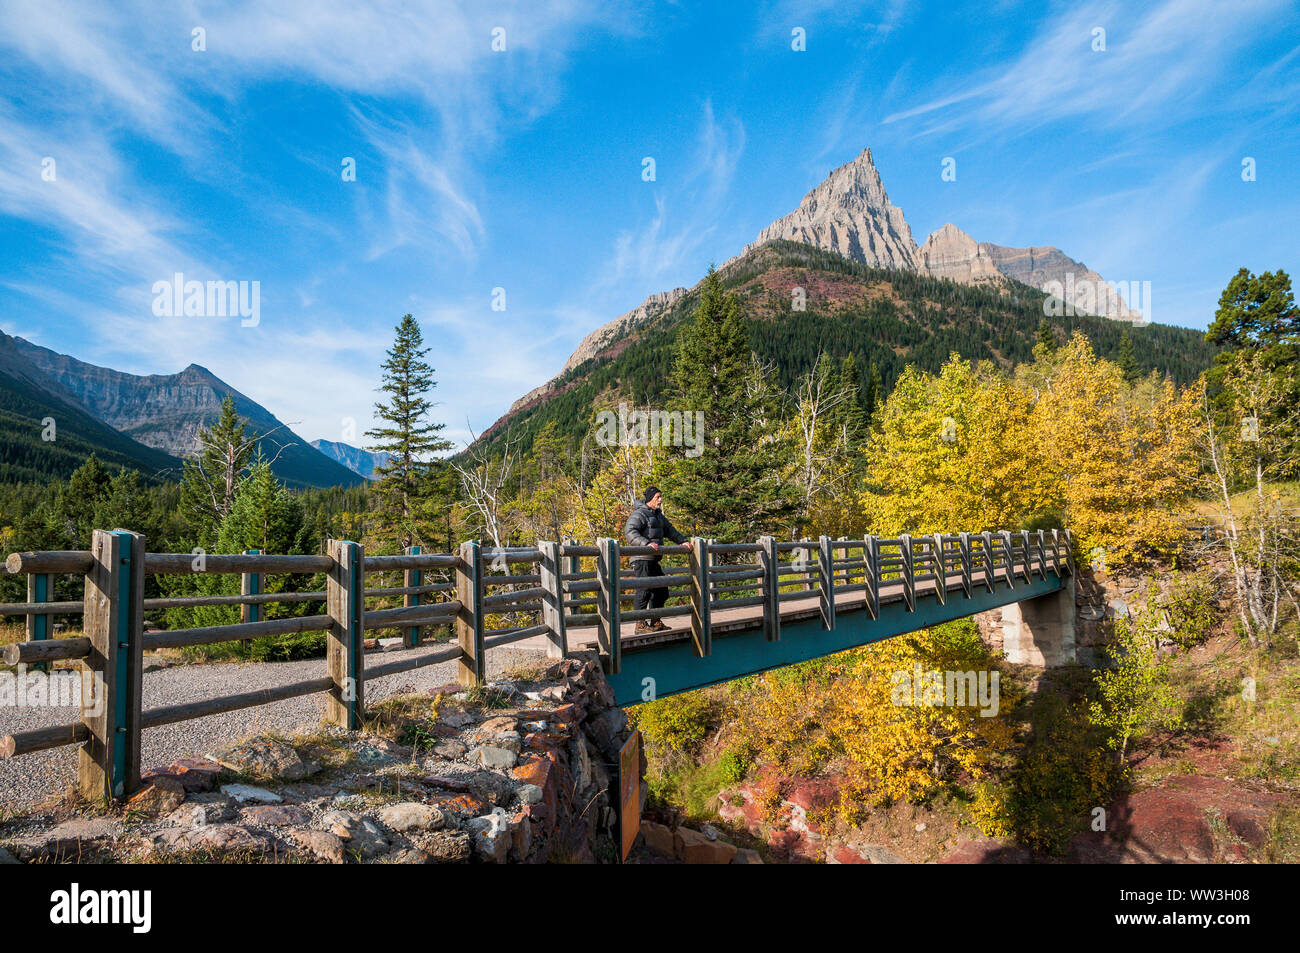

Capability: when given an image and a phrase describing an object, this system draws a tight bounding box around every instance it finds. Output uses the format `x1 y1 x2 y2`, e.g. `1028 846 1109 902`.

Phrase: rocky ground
0 655 637 864
0 641 544 811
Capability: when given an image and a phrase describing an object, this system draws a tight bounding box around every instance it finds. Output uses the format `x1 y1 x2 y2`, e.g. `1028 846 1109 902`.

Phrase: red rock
142 758 221 793
939 835 1030 864
524 732 562 757
428 793 488 817
128 776 186 815
512 756 557 819
787 777 840 813
716 786 766 830
830 846 872 864
551 704 580 725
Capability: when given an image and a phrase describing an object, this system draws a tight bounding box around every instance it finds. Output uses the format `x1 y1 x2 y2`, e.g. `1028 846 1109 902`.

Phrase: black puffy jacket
624 503 687 561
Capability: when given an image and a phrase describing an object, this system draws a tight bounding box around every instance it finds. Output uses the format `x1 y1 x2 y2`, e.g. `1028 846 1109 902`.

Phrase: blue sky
1 0 1297 449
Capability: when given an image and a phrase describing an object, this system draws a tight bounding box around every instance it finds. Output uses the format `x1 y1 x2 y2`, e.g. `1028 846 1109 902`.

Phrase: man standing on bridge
624 486 690 634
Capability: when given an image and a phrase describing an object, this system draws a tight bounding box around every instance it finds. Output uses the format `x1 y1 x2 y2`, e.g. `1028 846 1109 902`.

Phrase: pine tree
366 315 453 550
179 395 259 546
1035 318 1057 354
656 267 799 540
1117 328 1140 384
837 354 868 445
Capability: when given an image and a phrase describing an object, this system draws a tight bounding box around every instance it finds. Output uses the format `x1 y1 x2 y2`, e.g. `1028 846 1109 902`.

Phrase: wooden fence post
241 549 261 624
594 538 621 674
1063 529 1075 574
899 533 915 611
1050 529 1062 576
26 571 53 672
79 529 144 801
404 544 422 648
326 539 364 729
817 535 836 630
539 540 568 659
455 541 485 689
757 536 780 642
1020 531 1033 582
688 537 712 658
863 535 880 620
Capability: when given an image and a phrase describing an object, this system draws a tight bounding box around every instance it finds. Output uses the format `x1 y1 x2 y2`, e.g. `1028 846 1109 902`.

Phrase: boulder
640 820 675 857
216 737 319 781
288 829 347 864
676 826 737 864
221 784 282 805
240 804 313 827
377 802 446 833
472 745 518 770
127 776 186 816
468 808 512 863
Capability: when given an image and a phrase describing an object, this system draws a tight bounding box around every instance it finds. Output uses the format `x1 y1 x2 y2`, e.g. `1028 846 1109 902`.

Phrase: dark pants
633 558 668 613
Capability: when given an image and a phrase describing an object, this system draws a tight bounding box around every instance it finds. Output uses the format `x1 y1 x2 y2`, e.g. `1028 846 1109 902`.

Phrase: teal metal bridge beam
609 571 1066 707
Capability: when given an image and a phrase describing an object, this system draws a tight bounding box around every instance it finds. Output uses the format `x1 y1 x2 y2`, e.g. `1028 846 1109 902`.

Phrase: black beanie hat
643 486 661 503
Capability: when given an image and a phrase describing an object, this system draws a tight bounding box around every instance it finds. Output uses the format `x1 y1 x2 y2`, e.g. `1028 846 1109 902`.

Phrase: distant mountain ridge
509 147 1149 428
310 440 392 481
0 330 363 488
477 240 1216 456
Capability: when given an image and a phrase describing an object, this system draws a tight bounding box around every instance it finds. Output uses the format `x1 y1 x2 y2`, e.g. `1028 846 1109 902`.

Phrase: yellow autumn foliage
861 336 1200 566
734 621 1017 823
862 357 1052 536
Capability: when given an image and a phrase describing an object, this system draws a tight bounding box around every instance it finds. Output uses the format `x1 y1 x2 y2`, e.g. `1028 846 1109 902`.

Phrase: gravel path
0 643 547 813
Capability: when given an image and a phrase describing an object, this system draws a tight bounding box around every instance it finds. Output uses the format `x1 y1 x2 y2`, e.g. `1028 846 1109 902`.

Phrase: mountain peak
743 146 921 270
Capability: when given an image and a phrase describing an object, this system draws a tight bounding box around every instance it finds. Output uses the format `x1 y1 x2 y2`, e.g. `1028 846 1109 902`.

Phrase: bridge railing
0 526 1071 801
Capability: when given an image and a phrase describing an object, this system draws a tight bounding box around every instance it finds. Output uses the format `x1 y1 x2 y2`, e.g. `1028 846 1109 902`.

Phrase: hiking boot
649 619 671 632
634 620 654 634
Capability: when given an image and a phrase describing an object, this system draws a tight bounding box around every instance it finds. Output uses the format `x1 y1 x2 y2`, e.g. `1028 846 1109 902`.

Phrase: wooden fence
0 527 1071 801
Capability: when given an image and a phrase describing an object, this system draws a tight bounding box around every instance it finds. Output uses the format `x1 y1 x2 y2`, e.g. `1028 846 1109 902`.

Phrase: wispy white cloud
883 0 1292 135
603 101 746 295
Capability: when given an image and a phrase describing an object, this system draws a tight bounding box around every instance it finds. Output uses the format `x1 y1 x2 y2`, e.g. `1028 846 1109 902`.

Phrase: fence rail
0 526 1072 800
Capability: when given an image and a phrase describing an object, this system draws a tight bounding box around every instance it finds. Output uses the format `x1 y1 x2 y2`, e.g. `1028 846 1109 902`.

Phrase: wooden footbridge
0 528 1073 800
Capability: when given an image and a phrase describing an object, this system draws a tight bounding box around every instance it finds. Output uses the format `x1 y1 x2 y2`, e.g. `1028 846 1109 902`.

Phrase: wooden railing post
980 531 995 592
899 533 915 611
1050 529 1062 576
863 535 880 620
1063 529 1075 574
958 532 973 598
79 529 144 801
931 533 946 606
1019 530 1033 582
817 535 836 630
595 538 621 673
455 540 485 688
757 535 780 642
404 544 422 648
240 549 261 624
539 540 568 659
688 537 712 657
326 539 364 729
999 531 1015 590
26 571 53 672
1036 529 1048 579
